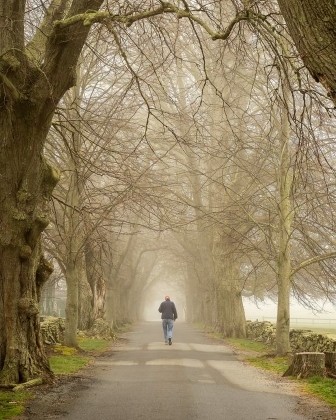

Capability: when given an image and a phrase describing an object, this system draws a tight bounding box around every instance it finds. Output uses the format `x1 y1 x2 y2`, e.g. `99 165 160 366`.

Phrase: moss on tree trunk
0 0 104 384
0 123 59 383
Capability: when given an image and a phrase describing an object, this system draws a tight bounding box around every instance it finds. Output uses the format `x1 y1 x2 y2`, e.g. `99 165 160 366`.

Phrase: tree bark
277 0 336 104
212 232 246 338
78 266 94 330
325 352 336 374
0 110 59 383
64 262 79 348
0 0 104 384
85 239 106 320
283 352 326 378
185 261 203 323
275 78 294 355
61 82 91 342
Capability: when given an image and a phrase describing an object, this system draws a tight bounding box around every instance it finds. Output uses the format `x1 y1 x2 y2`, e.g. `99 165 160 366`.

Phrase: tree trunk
0 114 59 384
40 279 56 316
212 233 246 338
103 233 136 328
277 0 336 104
63 84 94 335
85 240 106 320
325 352 336 374
120 288 132 325
275 79 294 355
78 266 94 330
0 0 104 385
105 277 122 329
64 262 79 347
283 352 326 378
185 262 202 323
63 160 82 347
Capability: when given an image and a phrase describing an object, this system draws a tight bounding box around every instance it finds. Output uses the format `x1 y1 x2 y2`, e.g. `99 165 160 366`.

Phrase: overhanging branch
290 252 336 278
54 2 252 43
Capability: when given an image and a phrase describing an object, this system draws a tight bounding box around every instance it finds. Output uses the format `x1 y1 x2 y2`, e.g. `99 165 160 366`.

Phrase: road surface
48 321 313 420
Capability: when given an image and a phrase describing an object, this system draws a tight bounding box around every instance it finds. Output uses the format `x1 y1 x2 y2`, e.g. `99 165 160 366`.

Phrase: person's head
165 295 170 301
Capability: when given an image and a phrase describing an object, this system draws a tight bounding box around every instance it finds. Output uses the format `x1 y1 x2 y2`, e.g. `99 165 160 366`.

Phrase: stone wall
40 316 65 344
246 321 336 352
40 317 115 344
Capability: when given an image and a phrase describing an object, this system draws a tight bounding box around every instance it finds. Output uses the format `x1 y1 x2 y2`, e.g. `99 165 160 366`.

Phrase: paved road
55 321 310 420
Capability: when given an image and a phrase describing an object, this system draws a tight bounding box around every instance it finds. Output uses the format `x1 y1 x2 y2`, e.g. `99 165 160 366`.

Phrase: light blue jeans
162 319 174 342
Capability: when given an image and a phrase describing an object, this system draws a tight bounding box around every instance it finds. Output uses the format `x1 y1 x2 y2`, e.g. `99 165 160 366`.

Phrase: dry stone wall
246 321 336 352
40 317 115 344
40 316 65 344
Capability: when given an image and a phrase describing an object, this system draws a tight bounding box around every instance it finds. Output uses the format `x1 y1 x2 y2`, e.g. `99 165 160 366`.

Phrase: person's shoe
168 338 172 345
165 342 168 345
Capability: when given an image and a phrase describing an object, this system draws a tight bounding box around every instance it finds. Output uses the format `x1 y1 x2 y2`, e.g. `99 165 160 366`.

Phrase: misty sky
243 298 336 322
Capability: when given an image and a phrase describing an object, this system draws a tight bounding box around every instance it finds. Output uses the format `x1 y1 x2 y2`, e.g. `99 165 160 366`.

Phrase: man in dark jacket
158 295 178 345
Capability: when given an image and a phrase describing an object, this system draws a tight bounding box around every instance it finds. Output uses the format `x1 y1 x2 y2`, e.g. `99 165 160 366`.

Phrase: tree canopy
1 0 336 384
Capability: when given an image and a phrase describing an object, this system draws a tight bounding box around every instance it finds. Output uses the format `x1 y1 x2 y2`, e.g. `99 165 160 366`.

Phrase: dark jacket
158 300 178 320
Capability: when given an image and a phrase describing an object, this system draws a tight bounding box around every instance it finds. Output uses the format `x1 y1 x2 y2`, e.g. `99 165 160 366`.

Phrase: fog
142 283 186 322
143 287 336 324
141 275 336 325
244 298 336 324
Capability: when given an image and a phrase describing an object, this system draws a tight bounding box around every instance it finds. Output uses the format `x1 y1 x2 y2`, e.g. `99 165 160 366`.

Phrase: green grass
194 324 237 340
49 343 89 374
0 391 31 420
78 337 110 352
247 354 291 374
225 338 290 374
225 337 272 353
304 377 336 407
49 355 90 375
49 337 111 374
52 344 78 356
198 325 336 405
113 323 133 333
224 335 336 407
0 336 116 419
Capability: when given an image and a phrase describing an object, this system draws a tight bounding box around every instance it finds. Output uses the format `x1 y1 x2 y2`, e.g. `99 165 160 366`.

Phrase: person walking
158 296 178 345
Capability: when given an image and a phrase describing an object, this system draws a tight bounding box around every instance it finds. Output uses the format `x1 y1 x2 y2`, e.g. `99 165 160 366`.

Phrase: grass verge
0 336 113 419
304 377 336 407
225 337 336 407
49 337 111 374
113 323 133 333
0 390 31 420
225 338 291 375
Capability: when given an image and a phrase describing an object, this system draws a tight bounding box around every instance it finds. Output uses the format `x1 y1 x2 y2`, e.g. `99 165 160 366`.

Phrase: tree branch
26 0 70 63
290 252 336 278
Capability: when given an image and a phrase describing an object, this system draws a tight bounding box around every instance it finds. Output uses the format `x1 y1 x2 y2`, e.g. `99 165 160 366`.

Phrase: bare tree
1 0 336 385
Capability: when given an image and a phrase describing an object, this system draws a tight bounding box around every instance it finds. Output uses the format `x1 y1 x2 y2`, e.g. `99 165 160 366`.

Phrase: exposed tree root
13 378 43 392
